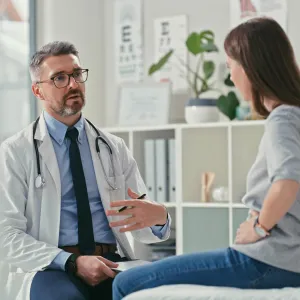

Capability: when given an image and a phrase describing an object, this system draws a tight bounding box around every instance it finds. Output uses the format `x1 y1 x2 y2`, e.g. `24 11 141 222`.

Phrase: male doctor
0 41 170 300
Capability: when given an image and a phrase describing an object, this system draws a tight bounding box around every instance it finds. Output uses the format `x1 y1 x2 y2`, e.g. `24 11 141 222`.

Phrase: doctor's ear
32 83 45 100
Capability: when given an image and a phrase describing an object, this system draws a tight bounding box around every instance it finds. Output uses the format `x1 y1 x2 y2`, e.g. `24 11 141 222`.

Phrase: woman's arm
261 108 300 230
258 179 299 231
235 107 300 244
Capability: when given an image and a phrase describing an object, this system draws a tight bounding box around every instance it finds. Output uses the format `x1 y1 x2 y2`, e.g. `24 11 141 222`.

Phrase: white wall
286 0 300 61
36 0 300 127
104 0 231 125
103 0 300 126
36 0 106 126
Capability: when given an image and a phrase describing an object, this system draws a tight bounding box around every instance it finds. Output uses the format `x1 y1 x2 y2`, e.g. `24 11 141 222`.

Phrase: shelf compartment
181 127 228 203
231 125 264 203
183 207 229 253
182 202 229 208
131 130 175 183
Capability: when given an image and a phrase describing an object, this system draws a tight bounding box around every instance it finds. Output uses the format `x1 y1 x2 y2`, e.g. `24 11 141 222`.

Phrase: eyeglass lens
53 70 88 88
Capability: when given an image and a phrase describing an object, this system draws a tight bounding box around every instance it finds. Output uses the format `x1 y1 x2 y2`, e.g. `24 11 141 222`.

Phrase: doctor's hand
106 188 168 232
76 256 118 286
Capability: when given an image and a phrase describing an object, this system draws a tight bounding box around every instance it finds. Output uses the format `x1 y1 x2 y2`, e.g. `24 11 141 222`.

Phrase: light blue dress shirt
44 112 168 270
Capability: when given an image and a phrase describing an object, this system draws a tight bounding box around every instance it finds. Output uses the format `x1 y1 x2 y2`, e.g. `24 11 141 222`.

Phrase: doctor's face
33 54 86 117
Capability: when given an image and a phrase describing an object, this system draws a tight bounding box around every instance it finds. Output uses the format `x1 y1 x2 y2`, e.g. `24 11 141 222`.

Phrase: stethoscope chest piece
35 175 45 189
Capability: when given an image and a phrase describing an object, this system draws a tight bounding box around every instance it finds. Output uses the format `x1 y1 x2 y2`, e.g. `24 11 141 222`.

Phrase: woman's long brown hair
224 17 300 117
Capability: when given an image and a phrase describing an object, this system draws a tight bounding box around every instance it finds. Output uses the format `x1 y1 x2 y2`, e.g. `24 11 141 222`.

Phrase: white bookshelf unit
104 120 265 260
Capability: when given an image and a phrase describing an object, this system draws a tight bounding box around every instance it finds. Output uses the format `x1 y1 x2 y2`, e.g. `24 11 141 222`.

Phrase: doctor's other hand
106 188 168 232
76 256 118 286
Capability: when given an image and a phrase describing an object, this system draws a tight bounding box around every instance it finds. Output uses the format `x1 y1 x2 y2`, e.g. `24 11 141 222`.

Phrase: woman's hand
234 209 261 244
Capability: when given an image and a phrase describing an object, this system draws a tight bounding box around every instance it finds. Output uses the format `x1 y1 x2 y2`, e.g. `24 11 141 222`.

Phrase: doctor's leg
30 270 90 300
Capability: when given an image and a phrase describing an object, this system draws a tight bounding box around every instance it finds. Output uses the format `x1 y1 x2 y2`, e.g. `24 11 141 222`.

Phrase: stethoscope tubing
33 117 117 190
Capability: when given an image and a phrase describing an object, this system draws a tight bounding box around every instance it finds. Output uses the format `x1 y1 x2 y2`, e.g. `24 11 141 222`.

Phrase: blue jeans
113 247 300 300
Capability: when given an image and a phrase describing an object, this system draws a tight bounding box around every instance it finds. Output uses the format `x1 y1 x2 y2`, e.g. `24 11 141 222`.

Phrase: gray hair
29 41 79 81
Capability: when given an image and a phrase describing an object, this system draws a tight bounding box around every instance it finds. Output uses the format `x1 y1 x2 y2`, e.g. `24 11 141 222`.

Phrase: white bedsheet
124 285 300 300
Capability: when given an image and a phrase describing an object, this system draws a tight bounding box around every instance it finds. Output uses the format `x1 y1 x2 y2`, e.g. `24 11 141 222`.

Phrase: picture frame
117 82 171 126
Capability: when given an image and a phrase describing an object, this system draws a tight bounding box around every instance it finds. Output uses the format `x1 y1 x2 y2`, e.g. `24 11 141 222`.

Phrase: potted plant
148 30 240 123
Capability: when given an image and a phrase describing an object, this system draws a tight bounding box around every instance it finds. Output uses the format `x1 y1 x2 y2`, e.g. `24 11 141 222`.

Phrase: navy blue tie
66 127 95 255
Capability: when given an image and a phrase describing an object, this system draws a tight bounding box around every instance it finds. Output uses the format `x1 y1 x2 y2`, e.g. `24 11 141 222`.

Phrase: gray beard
53 98 85 117
57 106 81 117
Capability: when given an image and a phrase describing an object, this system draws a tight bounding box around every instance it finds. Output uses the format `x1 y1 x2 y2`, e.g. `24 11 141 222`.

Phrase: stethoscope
33 116 119 190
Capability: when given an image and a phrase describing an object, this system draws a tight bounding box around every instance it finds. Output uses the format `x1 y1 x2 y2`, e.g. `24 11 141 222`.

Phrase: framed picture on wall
117 82 171 126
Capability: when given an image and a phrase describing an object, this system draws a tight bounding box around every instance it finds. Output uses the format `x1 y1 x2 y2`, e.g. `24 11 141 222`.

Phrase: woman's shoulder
266 105 300 129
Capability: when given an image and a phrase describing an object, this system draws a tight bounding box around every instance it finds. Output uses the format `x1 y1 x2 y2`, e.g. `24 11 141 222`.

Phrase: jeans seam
249 266 275 288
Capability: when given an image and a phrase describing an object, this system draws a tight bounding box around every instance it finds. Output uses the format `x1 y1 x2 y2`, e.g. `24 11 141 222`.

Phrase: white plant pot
185 98 219 124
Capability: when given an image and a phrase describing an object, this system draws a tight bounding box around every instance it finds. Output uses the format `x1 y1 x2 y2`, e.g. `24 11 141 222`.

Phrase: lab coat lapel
34 114 61 245
35 114 61 200
84 121 135 258
85 121 111 211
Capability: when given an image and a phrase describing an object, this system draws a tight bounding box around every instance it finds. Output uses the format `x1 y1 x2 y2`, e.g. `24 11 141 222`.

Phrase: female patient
113 17 300 299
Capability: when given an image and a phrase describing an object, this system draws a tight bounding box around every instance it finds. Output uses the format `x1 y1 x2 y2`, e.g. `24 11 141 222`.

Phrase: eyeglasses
36 69 89 88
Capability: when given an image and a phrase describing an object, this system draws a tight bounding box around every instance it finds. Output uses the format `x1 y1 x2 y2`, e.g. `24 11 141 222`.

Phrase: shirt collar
43 111 85 145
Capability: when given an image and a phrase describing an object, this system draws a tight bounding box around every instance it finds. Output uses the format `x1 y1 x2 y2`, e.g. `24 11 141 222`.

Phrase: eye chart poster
114 0 144 83
230 0 287 31
153 15 188 93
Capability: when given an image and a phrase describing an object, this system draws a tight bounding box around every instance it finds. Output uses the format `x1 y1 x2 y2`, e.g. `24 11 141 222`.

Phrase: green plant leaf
199 30 214 41
217 91 240 120
185 30 218 55
185 32 202 55
203 60 215 79
148 50 174 75
199 30 218 53
224 73 234 87
201 42 218 52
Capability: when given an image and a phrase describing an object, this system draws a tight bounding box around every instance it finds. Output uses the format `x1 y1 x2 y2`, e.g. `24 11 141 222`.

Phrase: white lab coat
0 114 171 300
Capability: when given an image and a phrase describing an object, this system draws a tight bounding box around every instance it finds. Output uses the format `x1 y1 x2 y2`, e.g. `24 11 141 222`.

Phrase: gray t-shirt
232 104 300 273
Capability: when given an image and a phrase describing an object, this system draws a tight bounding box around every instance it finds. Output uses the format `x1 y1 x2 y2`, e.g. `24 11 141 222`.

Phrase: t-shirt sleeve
265 107 300 183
